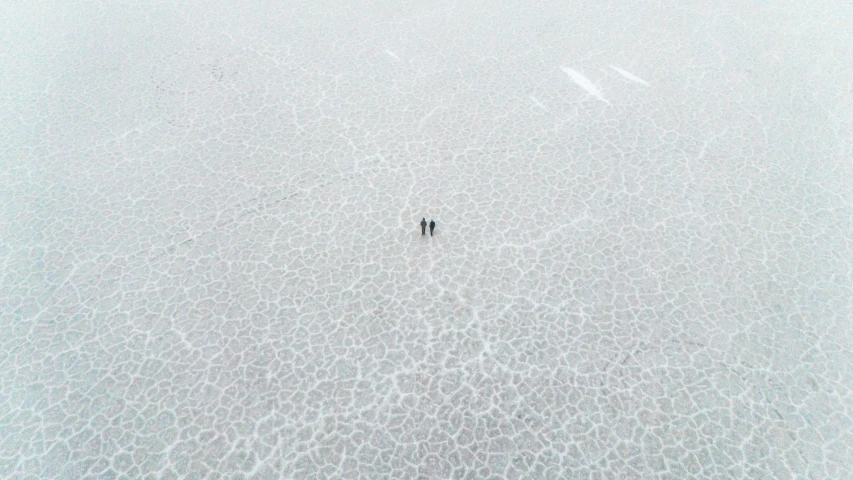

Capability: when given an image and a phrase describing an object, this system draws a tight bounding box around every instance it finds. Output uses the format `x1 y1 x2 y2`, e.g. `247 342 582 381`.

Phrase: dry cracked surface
2 0 852 478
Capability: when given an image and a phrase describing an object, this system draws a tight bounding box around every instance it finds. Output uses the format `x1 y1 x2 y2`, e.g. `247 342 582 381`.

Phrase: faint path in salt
418 105 442 130
530 96 549 111
560 67 610 104
609 64 649 86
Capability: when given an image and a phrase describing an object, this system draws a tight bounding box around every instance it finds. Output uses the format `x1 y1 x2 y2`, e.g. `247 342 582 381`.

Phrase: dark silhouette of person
429 219 436 236
420 218 427 235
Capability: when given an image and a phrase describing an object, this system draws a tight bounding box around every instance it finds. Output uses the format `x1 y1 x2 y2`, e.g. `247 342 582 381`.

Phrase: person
429 219 436 236
420 218 427 235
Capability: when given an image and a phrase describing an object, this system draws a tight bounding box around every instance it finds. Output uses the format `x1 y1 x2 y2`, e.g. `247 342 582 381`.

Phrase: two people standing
420 218 436 236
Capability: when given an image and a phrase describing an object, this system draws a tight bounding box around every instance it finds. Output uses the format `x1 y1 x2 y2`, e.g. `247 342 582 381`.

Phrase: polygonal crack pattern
2 1 852 478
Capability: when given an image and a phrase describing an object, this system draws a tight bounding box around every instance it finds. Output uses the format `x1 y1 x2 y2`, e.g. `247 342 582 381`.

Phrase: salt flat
2 1 852 478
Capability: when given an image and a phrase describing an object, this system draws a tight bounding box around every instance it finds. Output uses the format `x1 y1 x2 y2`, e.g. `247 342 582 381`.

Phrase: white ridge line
561 66 610 105
609 64 649 86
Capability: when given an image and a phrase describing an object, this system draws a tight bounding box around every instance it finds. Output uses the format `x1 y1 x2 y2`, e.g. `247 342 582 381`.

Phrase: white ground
2 1 852 478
